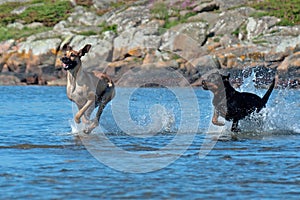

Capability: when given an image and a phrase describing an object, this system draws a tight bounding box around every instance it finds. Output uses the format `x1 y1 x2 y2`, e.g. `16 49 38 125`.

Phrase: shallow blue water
0 86 300 199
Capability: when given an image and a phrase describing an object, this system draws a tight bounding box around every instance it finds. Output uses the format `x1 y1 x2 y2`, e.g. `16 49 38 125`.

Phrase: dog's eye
70 53 76 57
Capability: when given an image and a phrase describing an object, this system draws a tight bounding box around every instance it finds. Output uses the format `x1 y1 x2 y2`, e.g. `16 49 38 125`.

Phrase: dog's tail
261 77 276 106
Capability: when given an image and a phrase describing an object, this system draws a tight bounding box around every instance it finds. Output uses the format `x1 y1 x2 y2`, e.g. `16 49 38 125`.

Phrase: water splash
159 108 176 133
233 67 300 136
69 119 80 134
263 89 300 134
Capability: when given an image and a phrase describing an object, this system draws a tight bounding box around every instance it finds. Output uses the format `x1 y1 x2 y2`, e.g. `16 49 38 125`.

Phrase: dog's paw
74 116 81 124
231 127 241 133
83 128 91 134
212 120 225 126
83 120 99 134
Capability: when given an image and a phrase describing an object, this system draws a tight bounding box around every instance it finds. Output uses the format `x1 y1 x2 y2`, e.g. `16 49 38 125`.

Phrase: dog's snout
202 80 206 85
61 57 68 62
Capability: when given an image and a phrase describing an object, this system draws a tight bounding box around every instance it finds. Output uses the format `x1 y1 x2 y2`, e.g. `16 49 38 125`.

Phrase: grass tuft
249 0 300 26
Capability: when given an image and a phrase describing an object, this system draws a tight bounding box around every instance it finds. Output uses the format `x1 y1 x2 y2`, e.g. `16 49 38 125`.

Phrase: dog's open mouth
202 80 209 90
62 63 69 70
61 57 77 70
62 63 76 70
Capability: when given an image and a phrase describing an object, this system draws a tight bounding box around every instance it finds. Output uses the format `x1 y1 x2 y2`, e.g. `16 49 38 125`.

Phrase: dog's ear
62 43 72 51
221 73 230 81
79 44 92 57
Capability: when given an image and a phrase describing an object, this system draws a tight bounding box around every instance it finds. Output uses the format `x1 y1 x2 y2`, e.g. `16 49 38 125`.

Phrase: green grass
0 0 73 41
0 0 73 27
0 26 51 41
78 30 98 36
150 2 169 20
77 22 118 36
252 39 268 44
99 22 118 34
151 1 197 30
249 0 300 26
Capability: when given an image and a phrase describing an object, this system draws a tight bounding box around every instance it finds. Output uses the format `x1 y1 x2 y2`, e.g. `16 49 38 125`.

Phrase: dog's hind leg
231 119 240 132
84 88 115 134
83 100 108 134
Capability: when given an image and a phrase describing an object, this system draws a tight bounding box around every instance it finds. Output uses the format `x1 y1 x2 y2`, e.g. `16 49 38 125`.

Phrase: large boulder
246 16 280 40
210 7 255 36
107 5 151 32
112 24 161 61
160 21 208 61
277 52 300 74
0 74 22 85
18 38 61 56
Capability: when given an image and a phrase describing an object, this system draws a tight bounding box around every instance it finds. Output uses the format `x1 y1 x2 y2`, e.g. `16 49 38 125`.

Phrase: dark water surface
0 86 299 199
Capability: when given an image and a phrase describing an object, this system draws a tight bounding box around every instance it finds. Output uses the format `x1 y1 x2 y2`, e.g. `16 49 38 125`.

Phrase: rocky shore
0 0 299 88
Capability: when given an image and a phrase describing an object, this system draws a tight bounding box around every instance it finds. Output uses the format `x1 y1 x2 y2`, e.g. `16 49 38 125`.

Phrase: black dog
202 72 275 132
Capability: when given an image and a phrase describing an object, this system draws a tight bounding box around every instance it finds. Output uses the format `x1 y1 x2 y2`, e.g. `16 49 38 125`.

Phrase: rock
160 21 209 61
171 22 209 45
1 38 61 84
0 74 22 85
188 55 221 84
219 34 240 47
92 0 121 10
4 52 28 73
278 52 300 72
26 30 63 42
156 60 178 69
246 16 280 40
143 51 158 65
7 22 24 30
25 22 44 29
0 40 15 55
107 5 151 32
264 51 287 62
210 7 255 36
275 35 300 53
67 6 104 26
46 77 67 86
18 38 61 55
193 1 219 13
0 0 300 86
113 25 161 61
24 73 39 84
53 20 68 31
188 11 219 25
11 5 28 15
215 0 248 10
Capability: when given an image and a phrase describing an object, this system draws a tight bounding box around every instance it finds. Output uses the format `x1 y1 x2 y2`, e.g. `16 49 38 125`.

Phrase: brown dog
60 44 115 134
202 72 275 132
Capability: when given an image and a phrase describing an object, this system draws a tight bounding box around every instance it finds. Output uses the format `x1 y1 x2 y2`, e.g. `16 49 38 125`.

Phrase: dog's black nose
61 57 71 63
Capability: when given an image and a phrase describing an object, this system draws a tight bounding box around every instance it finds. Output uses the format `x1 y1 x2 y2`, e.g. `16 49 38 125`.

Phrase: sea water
0 84 299 199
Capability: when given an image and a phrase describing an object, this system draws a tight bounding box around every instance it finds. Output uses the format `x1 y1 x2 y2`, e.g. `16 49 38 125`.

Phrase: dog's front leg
212 109 225 126
74 92 95 124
